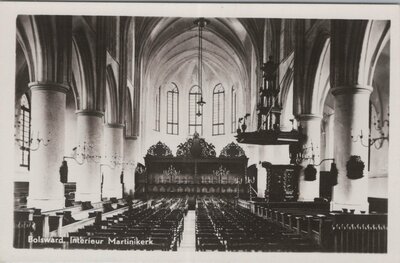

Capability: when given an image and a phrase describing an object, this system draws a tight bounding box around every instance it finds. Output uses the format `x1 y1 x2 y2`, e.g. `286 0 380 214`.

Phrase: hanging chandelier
194 18 209 116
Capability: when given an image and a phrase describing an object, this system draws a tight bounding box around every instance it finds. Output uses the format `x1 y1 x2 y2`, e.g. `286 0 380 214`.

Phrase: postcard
0 1 399 263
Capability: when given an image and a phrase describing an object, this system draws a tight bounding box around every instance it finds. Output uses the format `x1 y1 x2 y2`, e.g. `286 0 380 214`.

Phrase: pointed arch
361 20 390 86
70 73 80 111
16 19 34 83
125 87 134 137
72 28 96 111
330 20 369 88
16 15 72 85
15 43 31 101
105 65 118 124
312 38 331 116
279 66 294 109
305 31 330 114
231 86 237 133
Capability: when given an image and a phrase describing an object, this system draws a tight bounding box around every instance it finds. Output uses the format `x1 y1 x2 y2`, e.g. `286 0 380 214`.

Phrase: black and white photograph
0 1 399 262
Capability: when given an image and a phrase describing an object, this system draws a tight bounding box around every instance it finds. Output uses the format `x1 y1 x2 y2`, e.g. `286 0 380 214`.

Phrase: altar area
134 133 252 203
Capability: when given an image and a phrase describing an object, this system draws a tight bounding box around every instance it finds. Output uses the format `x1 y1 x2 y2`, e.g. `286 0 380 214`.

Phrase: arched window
189 85 203 135
19 94 31 169
154 86 161 131
231 86 237 133
167 83 179 135
213 84 225 135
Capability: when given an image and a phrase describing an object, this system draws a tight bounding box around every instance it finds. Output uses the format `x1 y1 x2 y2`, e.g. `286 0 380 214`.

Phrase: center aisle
178 210 196 252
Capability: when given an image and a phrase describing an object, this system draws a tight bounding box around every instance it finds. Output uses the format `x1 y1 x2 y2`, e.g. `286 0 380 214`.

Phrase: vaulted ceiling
135 17 263 92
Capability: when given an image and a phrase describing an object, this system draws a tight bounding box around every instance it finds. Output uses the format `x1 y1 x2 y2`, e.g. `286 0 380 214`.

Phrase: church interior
13 15 390 252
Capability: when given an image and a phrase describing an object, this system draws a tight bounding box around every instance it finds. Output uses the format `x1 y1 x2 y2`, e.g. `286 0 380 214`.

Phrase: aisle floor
178 210 196 252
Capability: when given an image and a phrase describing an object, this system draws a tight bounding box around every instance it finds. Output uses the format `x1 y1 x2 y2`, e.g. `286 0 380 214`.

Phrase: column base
298 181 319 202
297 196 317 202
330 201 369 213
102 189 123 199
123 189 135 197
75 192 102 203
256 189 264 198
27 197 65 212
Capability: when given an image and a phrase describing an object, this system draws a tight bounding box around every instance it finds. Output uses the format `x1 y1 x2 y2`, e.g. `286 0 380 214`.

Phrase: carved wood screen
136 137 249 200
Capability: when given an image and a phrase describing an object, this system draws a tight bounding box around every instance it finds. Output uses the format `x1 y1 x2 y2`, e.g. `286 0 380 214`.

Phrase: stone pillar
102 124 124 199
257 146 267 198
322 113 335 171
74 110 104 203
331 86 371 212
27 83 68 211
123 137 136 197
246 145 259 167
42 214 50 237
297 114 322 201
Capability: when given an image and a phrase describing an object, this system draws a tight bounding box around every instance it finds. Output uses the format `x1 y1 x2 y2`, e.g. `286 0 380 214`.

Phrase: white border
0 2 399 263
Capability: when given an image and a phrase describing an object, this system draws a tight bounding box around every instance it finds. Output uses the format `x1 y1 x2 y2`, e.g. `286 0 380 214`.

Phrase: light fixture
196 108 202 117
63 141 101 165
291 141 317 165
15 131 51 152
194 18 209 115
63 143 135 168
351 111 389 149
197 96 206 107
107 153 135 168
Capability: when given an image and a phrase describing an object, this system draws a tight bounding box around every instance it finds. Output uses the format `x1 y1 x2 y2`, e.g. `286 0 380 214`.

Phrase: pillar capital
76 110 104 118
296 113 322 122
331 85 373 96
29 81 70 94
105 123 125 129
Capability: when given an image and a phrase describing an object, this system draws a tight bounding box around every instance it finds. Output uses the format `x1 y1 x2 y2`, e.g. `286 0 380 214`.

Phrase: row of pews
195 200 225 251
252 201 387 253
14 198 130 248
195 198 320 252
67 198 187 250
15 196 387 252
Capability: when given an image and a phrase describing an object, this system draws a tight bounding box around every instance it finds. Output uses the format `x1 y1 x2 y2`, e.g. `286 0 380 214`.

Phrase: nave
14 196 387 253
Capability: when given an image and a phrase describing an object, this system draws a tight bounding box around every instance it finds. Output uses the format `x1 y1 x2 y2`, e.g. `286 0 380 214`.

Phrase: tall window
19 94 31 169
189 85 203 135
231 86 237 133
167 83 179 135
213 84 225 135
154 86 160 131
